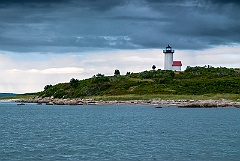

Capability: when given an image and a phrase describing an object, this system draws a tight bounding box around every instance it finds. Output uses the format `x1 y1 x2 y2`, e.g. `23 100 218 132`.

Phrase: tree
152 65 156 70
114 69 120 75
95 73 109 82
44 84 52 90
70 78 79 88
96 73 105 77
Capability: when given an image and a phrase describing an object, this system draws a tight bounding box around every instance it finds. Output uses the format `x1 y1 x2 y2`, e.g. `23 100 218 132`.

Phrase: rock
54 100 65 105
178 100 217 108
46 102 54 105
234 102 240 108
69 100 78 105
201 101 217 108
15 97 240 108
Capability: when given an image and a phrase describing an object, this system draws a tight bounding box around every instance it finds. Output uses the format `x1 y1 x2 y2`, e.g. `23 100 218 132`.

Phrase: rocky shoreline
16 97 240 108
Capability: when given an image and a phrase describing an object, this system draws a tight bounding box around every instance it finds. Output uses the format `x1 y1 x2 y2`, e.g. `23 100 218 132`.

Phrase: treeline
39 66 240 98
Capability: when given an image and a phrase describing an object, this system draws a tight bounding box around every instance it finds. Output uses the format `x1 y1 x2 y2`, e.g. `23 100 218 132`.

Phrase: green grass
39 67 240 99
89 93 240 101
129 78 154 82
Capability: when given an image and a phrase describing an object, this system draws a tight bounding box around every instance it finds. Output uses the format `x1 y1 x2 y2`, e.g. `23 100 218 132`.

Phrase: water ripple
0 104 240 160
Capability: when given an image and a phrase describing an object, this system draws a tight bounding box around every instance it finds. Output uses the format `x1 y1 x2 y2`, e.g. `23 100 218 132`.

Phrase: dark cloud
75 0 126 11
209 0 240 4
146 0 240 4
0 0 68 4
0 0 126 10
0 0 69 8
0 0 240 53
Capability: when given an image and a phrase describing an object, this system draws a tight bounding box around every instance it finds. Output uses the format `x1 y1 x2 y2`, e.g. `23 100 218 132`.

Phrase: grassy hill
38 66 240 100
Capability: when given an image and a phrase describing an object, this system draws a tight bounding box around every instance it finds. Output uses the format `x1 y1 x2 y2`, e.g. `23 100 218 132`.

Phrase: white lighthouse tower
163 44 174 70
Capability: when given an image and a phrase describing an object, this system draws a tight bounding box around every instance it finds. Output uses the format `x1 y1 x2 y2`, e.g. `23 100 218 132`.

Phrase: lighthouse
163 45 182 71
163 44 174 70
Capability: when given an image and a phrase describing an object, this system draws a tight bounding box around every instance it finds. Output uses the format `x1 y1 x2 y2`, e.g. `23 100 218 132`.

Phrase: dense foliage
39 66 240 98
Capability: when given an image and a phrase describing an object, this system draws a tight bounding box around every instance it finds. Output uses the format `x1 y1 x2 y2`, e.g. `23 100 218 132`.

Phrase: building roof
172 61 182 66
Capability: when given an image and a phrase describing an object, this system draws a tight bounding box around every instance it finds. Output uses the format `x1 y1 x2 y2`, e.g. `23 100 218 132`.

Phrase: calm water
0 102 240 161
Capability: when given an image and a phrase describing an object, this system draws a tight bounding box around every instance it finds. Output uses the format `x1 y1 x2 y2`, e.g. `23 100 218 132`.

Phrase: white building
163 45 182 71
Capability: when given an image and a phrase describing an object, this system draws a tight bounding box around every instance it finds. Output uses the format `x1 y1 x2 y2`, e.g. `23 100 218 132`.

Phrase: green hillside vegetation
38 66 240 99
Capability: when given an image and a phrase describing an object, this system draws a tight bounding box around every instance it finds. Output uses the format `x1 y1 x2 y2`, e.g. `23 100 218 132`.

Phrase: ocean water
0 102 240 161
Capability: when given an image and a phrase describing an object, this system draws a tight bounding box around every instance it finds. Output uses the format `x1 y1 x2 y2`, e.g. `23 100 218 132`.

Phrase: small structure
172 61 182 71
163 45 182 71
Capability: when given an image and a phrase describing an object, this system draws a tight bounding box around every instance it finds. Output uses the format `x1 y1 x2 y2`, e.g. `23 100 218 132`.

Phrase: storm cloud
0 0 240 52
0 0 239 93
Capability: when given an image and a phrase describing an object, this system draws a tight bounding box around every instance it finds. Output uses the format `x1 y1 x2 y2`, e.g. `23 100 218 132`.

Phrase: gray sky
1 0 240 52
0 0 239 93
